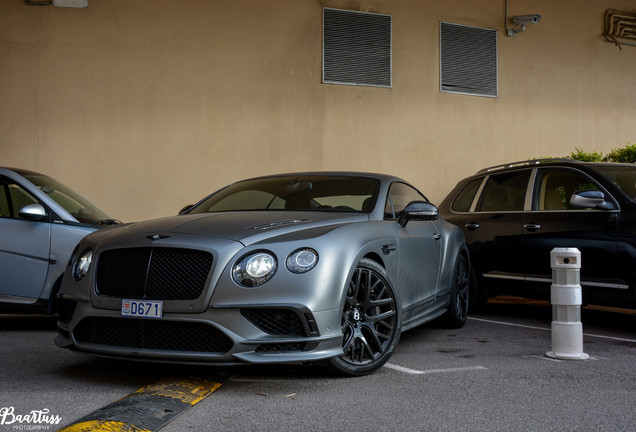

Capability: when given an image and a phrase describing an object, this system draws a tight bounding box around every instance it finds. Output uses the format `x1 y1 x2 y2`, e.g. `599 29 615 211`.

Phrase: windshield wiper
94 219 122 225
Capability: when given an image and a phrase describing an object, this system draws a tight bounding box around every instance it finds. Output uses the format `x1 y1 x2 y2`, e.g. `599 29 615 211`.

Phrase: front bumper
55 295 344 365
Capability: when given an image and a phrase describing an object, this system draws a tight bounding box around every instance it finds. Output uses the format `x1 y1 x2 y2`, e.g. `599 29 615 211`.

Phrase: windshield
593 165 636 201
189 175 380 214
22 173 113 224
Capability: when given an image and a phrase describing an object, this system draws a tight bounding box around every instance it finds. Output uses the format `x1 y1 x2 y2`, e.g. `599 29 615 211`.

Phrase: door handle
434 233 441 241
465 222 480 231
524 223 541 232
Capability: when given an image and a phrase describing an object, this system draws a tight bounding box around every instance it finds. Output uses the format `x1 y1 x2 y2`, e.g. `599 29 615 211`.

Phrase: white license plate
121 299 163 318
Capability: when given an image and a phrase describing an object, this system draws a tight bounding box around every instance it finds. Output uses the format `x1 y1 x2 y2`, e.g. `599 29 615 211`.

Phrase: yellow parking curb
57 375 230 432
58 420 151 432
129 376 223 405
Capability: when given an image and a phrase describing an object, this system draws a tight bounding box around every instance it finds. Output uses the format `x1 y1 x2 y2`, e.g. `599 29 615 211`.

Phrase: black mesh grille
73 317 233 353
97 248 149 298
241 309 307 337
96 247 213 300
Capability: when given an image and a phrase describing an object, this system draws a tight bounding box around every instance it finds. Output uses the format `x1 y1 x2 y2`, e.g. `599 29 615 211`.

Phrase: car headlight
232 252 277 287
73 248 93 281
286 248 319 274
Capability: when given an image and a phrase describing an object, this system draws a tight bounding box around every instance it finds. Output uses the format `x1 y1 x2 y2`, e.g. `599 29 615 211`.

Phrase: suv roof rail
476 158 576 174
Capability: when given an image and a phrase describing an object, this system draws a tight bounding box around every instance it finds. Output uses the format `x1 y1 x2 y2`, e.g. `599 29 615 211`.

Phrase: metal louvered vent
323 8 392 88
440 22 497 98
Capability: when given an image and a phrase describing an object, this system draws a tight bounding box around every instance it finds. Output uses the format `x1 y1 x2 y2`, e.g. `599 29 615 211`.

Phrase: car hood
102 211 369 246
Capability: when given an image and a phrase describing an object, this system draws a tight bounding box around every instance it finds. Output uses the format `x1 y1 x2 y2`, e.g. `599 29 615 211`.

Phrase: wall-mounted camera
512 14 542 25
507 14 542 36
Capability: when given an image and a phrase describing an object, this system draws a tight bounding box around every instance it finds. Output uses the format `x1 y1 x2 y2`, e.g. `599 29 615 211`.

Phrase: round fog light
286 248 319 274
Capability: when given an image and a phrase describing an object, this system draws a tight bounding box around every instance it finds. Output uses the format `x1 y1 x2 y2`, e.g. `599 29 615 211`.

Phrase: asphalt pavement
1 298 635 432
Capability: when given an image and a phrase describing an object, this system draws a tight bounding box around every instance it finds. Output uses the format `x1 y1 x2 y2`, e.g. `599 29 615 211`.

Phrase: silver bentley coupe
56 172 469 376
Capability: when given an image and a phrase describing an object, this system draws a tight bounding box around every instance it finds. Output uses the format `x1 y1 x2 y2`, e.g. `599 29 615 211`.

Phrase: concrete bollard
546 248 589 360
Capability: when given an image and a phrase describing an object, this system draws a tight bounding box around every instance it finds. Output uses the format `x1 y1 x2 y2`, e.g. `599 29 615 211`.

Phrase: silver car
0 167 118 314
56 172 469 375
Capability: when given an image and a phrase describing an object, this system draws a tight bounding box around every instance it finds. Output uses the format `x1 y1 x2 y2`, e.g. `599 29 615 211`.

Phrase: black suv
439 159 636 309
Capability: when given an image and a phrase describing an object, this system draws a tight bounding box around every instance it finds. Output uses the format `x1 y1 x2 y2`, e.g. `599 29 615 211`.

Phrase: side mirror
18 203 47 221
179 204 194 215
570 190 610 209
398 201 439 227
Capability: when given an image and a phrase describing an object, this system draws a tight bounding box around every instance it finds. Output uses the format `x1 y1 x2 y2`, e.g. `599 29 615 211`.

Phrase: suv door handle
465 222 480 231
524 223 541 232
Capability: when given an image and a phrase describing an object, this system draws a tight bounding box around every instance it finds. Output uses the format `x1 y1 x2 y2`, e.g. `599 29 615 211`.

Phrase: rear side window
476 170 530 212
451 178 483 212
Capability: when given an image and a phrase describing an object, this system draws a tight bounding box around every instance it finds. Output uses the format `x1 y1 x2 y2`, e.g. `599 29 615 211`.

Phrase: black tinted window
477 170 530 212
451 178 483 212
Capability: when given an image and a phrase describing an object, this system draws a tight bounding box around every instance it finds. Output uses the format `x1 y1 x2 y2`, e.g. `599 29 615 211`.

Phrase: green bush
564 144 636 163
568 147 604 162
605 143 636 163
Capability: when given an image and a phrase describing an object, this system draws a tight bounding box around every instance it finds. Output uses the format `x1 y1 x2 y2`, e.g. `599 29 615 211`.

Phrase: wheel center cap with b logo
351 308 362 322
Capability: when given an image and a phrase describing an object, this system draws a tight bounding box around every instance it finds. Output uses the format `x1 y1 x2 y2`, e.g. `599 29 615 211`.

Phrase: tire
330 258 402 376
444 253 470 328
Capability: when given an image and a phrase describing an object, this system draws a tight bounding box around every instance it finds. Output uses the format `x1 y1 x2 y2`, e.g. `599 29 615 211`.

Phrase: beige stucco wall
1 0 635 222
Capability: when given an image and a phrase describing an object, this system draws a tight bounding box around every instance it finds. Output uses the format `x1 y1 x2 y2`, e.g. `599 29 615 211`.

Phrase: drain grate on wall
323 8 392 88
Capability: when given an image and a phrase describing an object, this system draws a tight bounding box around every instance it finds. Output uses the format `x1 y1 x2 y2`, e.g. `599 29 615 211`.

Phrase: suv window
451 178 483 212
385 182 426 219
534 168 600 210
476 170 530 212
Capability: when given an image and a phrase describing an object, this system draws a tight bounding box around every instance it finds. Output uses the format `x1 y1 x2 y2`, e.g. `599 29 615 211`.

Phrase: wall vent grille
440 22 497 98
323 8 392 88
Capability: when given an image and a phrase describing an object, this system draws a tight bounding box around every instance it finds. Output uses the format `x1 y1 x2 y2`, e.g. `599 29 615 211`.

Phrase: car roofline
475 159 578 175
230 171 406 185
475 159 636 175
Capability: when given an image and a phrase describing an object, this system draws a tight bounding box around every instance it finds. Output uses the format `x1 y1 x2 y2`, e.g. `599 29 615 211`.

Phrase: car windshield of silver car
188 175 380 213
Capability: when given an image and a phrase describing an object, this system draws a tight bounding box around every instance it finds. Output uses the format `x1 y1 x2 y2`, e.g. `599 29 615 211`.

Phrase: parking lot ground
1 298 635 432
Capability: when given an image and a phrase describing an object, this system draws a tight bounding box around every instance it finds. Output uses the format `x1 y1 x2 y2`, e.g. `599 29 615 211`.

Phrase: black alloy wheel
330 258 401 376
444 253 470 328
